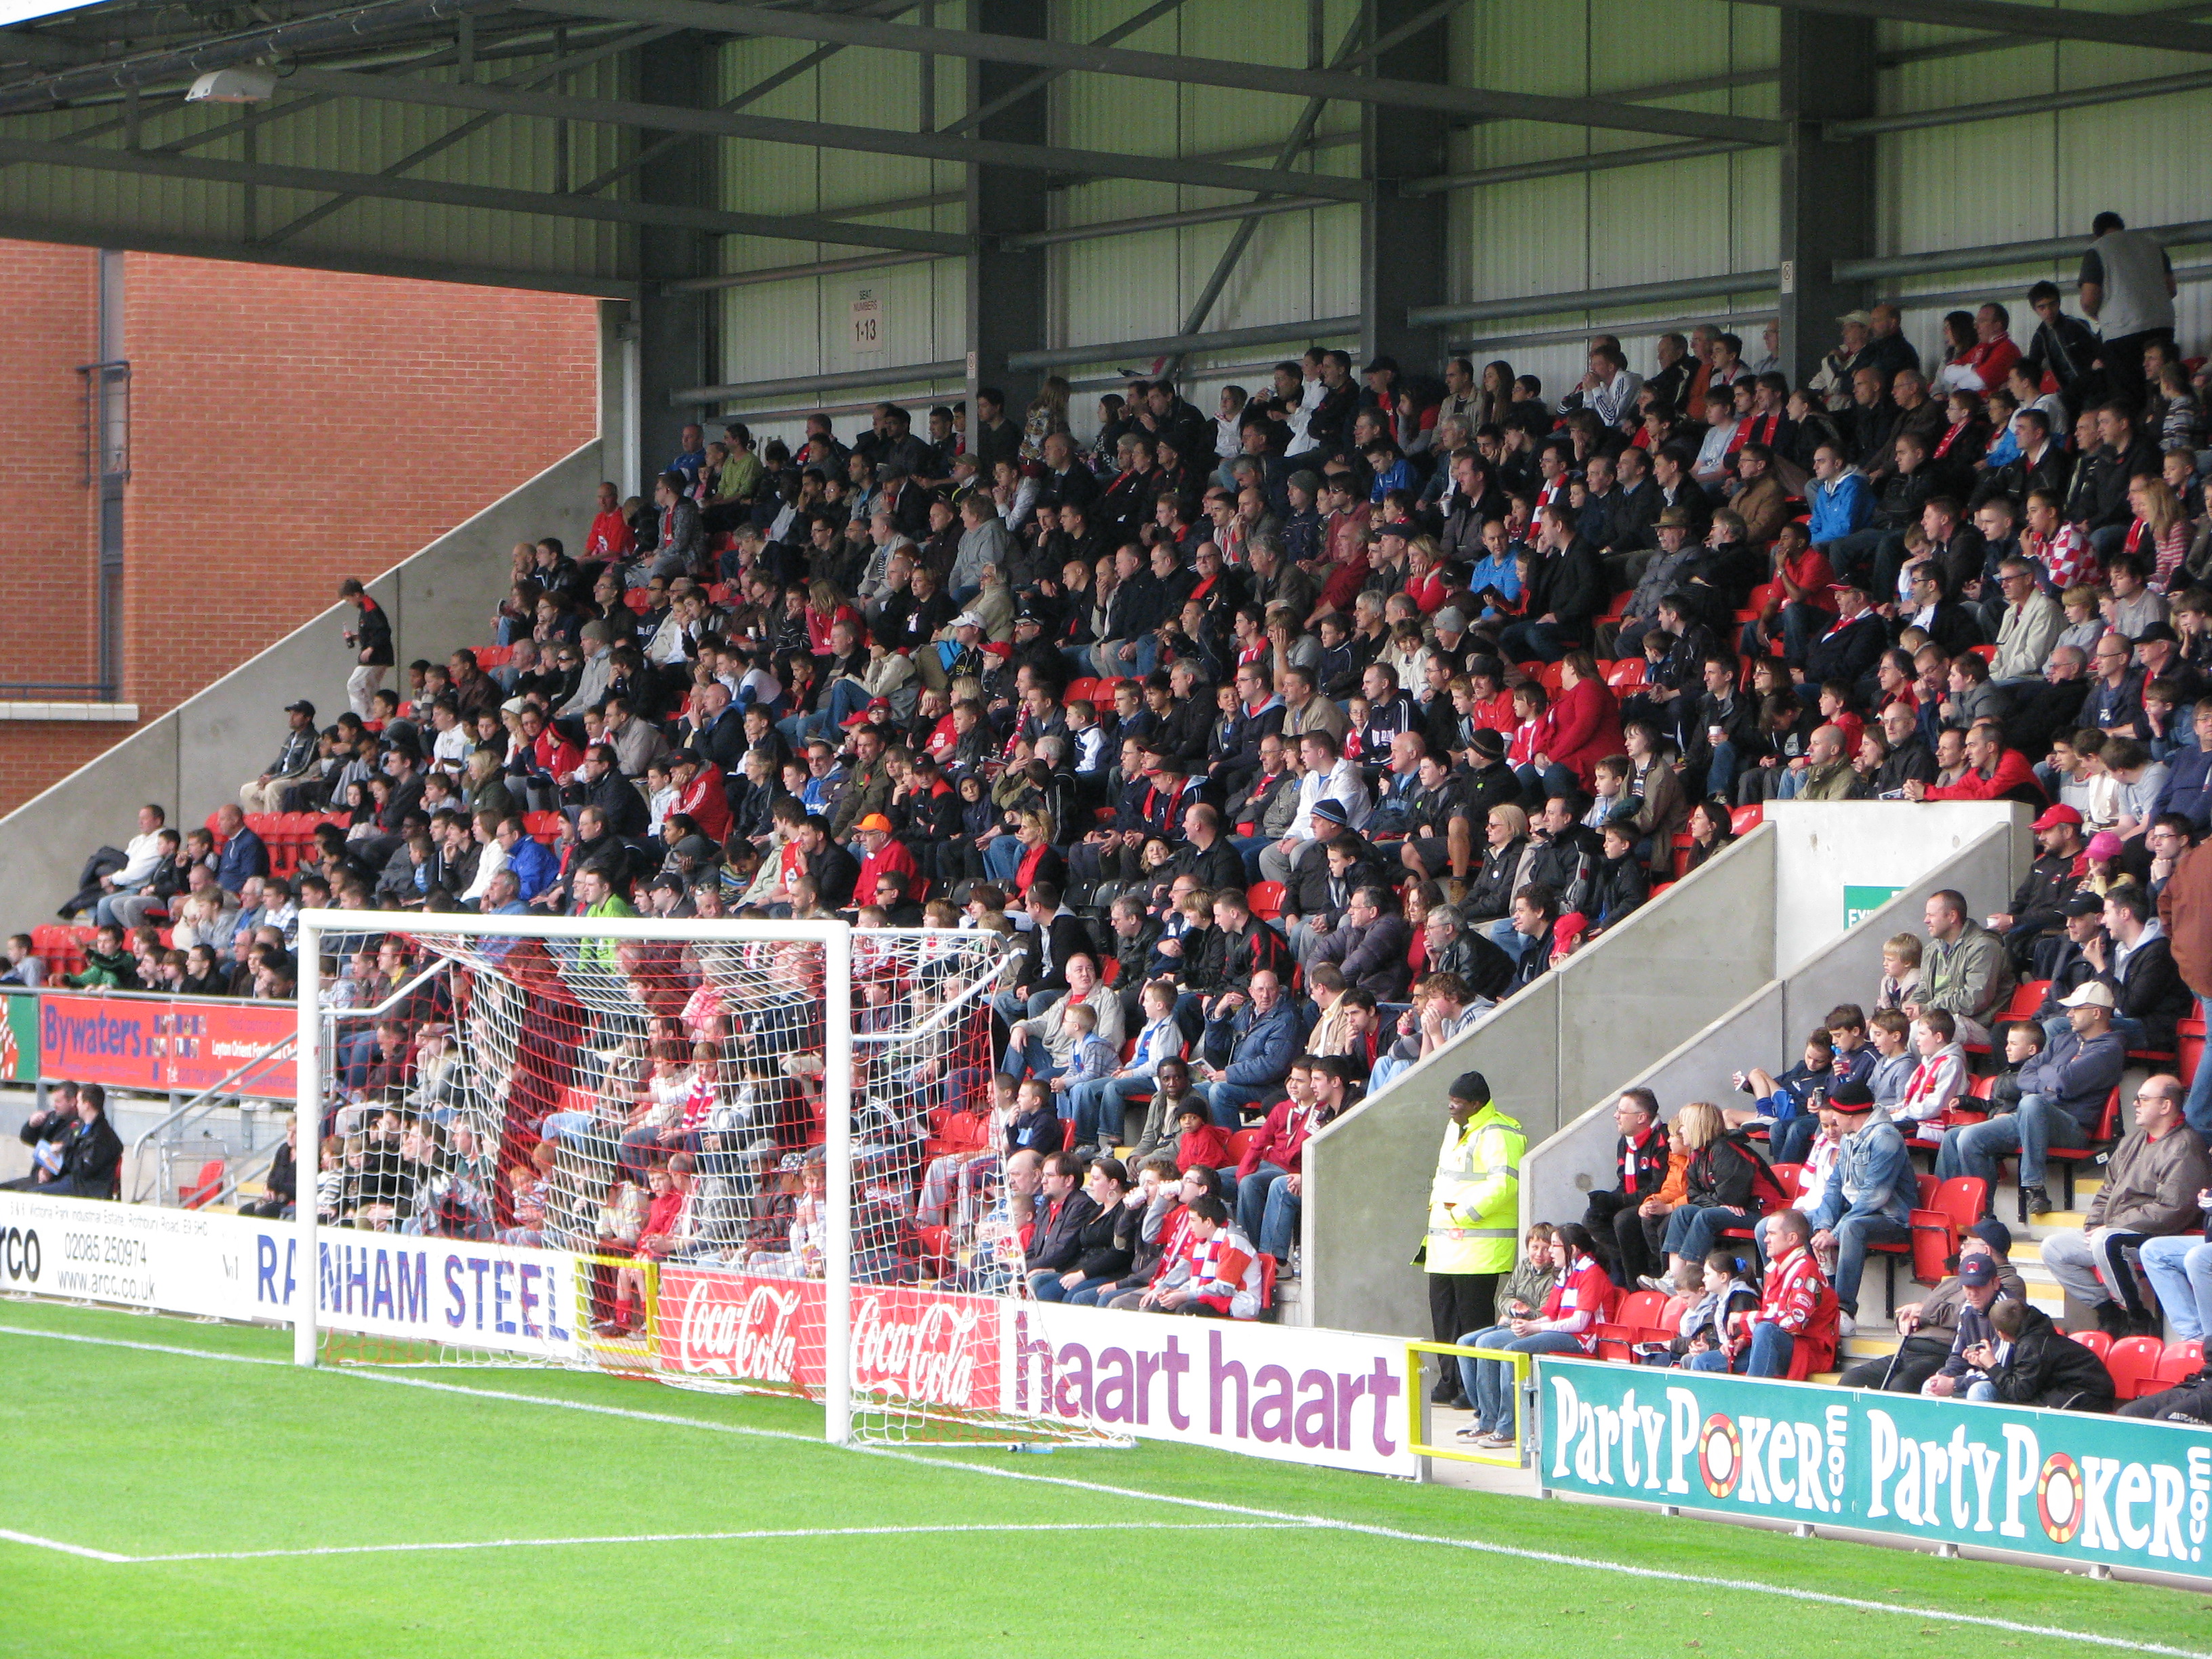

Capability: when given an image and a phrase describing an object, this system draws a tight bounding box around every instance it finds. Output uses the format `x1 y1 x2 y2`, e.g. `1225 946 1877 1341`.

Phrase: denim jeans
999 1036 1065 1082
1744 1320 1795 1378
1465 1329 1584 1434
2188 995 2212 1139
1662 1203 1753 1264
1936 1093 2089 1191
2139 1235 2212 1342
983 834 1027 884
1063 1075 1151 1145
1830 1212 1911 1314
1204 1081 1275 1128
1235 1163 1294 1256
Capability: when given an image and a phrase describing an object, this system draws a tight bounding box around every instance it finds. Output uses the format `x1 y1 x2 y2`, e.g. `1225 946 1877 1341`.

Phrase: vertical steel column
635 32 719 470
1363 0 1450 372
1776 11 1876 384
964 0 1049 417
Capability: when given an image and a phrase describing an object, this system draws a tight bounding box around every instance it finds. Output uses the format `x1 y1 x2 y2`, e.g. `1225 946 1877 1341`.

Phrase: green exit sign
1844 884 1903 930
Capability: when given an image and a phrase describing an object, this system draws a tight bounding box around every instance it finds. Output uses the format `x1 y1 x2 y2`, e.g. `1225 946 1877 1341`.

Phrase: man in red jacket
1906 718 2047 807
1746 1208 1841 1377
851 813 918 907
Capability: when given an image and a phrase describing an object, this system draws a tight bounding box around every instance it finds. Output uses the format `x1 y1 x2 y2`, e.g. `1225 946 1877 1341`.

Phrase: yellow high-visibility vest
1424 1104 1523 1275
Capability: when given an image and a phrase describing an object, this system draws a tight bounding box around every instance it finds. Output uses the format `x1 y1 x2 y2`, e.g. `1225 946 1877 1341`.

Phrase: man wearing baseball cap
1784 1078 1910 1336
241 699 323 813
1987 803 2087 970
1937 979 2126 1220
851 812 917 914
1421 1071 1523 1408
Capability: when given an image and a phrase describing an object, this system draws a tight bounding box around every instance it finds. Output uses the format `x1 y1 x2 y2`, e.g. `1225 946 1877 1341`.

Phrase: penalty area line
3 1320 2205 1658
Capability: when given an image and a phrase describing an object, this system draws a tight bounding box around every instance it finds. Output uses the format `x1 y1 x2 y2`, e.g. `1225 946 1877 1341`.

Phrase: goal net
291 907 1120 1448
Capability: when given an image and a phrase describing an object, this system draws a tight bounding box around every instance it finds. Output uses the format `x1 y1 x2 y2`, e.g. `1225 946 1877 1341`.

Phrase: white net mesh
305 916 1120 1445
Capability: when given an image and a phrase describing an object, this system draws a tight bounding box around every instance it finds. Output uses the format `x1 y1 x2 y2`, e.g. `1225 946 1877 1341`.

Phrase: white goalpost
288 905 1116 1450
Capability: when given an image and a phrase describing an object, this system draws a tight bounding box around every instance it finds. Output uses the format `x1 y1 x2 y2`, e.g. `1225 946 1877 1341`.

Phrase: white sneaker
1837 1311 1858 1337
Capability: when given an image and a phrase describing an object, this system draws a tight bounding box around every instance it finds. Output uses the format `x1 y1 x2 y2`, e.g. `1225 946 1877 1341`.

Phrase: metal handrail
125 957 451 1202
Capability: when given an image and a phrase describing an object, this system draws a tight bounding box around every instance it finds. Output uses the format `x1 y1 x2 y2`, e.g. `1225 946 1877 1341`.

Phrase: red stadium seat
2069 1329 2113 1359
1603 658 1647 690
2156 1339 2205 1388
523 811 565 844
1729 804 1763 836
2047 1087 2121 1208
180 1159 226 1210
1246 880 1285 921
2106 1336 2166 1401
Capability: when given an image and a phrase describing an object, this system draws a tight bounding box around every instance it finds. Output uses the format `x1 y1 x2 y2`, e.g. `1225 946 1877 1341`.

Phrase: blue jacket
1206 997 1299 1088
216 827 269 893
2018 1026 2125 1136
1809 1118 1914 1231
2154 745 2212 834
506 836 558 902
1808 472 1872 544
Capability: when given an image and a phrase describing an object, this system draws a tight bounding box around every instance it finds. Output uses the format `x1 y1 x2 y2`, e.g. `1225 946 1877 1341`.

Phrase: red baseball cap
2030 804 2083 831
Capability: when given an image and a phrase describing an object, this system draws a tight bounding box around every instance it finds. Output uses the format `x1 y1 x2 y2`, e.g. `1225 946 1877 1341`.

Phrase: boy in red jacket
1174 1100 1235 1181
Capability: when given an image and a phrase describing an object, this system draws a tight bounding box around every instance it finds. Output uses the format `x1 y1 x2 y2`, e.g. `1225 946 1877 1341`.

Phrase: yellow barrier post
1404 1338 1534 1475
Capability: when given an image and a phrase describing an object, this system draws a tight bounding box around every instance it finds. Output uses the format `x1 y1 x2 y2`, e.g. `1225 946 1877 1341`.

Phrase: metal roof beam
281 62 1376 200
1826 63 2212 136
1734 0 2212 56
0 131 970 251
531 0 1786 144
0 208 638 296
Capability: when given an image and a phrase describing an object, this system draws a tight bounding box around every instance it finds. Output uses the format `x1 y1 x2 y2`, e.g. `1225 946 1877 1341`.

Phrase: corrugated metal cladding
1048 0 1361 385
1444 0 1777 393
714 1 969 434
716 0 1369 445
1870 22 2212 383
0 51 628 281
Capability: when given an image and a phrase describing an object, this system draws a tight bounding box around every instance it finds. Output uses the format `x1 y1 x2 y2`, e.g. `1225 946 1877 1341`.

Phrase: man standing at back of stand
1422 1071 1523 1407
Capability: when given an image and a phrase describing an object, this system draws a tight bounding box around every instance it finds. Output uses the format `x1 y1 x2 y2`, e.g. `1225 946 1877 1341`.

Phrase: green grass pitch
1 1296 2207 1658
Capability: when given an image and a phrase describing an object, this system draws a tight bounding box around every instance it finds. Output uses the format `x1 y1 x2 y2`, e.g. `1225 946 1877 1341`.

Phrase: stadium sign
0 1189 233 1311
1006 1303 1415 1476
240 1225 581 1361
34 993 296 1099
1539 1358 2212 1584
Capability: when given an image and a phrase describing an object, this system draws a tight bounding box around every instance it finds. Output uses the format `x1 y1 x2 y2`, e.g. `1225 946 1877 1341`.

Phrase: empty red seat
2106 1336 2166 1401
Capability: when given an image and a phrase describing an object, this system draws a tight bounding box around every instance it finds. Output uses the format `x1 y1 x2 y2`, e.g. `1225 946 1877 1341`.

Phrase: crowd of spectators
18 215 2212 1393
1433 861 2212 1435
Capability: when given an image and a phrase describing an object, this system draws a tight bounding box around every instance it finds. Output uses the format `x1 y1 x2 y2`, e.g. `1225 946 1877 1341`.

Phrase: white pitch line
1 1319 2205 1659
129 1520 1316 1563
0 1528 134 1564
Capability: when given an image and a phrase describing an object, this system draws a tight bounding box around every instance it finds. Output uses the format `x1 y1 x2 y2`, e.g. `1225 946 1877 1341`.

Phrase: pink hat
2086 831 2125 861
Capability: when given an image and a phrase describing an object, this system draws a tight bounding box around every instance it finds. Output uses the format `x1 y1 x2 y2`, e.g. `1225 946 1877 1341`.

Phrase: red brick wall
0 245 599 815
0 242 100 694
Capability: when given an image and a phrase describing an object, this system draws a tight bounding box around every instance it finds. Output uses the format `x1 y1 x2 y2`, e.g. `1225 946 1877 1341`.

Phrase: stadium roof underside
5 0 2209 440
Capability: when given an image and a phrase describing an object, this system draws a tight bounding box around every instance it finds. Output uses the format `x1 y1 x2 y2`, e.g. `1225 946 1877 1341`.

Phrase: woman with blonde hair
1648 1099 1766 1291
2125 472 2190 591
1461 802 1533 925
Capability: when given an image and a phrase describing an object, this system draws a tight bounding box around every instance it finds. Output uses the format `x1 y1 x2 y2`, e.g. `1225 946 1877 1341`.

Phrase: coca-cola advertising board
658 1269 817 1385
655 1271 1002 1414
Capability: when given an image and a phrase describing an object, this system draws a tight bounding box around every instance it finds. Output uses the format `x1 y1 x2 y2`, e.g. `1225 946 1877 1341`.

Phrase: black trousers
1837 1331 1954 1392
1429 1270 1500 1389
2121 1376 2212 1420
1583 1189 1664 1286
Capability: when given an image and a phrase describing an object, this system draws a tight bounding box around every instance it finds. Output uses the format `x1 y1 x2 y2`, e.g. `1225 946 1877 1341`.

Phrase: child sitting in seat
1172 1099 1234 1181
1894 1009 1967 1145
